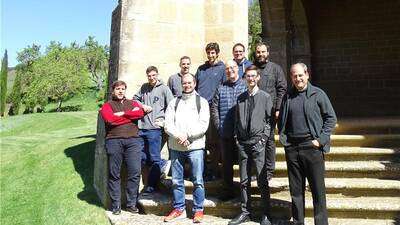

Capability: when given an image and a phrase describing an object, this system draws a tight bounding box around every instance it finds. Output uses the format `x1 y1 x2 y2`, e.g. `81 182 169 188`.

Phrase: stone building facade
94 0 249 207
260 0 400 117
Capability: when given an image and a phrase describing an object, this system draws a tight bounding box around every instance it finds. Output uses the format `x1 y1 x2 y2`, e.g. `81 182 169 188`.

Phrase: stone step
160 177 400 197
334 117 400 135
138 193 400 220
106 211 398 225
274 147 400 161
272 134 400 147
232 161 400 179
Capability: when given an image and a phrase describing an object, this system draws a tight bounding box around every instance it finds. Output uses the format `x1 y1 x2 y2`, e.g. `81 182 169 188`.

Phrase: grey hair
291 62 308 73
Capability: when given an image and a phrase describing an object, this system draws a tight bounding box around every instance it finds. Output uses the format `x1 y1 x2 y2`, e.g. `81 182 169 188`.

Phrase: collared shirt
248 86 259 96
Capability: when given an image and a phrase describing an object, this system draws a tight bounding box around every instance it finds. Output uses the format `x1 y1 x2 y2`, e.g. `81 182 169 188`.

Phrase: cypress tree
0 50 8 117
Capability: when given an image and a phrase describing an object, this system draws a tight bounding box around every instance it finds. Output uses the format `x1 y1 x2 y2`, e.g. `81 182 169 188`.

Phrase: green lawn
0 111 109 225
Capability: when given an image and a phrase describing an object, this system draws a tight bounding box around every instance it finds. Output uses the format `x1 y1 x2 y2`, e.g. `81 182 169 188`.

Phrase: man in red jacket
100 80 149 215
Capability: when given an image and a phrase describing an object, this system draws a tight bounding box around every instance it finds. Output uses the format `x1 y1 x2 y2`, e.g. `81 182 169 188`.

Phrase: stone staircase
136 118 400 224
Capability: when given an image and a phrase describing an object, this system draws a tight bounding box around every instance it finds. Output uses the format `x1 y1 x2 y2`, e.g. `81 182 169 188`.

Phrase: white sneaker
160 160 171 179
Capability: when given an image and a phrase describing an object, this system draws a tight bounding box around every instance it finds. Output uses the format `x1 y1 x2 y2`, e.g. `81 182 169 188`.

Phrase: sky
1 0 118 67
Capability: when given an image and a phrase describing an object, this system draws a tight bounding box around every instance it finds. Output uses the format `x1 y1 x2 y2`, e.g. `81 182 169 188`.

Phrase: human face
225 62 239 83
112 85 126 100
245 70 260 89
181 75 196 93
233 45 245 61
147 70 158 87
255 44 269 63
290 64 309 91
180 58 191 75
206 49 218 64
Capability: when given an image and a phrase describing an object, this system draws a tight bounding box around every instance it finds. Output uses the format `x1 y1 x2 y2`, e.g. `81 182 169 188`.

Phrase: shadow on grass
64 140 103 207
48 105 83 112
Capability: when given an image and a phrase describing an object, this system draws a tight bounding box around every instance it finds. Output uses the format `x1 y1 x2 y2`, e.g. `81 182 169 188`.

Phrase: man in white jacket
163 74 210 223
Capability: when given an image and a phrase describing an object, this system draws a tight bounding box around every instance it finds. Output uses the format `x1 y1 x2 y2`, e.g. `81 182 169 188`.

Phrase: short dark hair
255 41 270 51
146 66 158 74
232 43 245 51
205 42 220 54
180 56 191 63
112 80 127 90
244 65 260 76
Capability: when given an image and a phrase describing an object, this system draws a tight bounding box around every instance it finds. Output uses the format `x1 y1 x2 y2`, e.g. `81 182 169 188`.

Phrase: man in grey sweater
134 66 174 194
167 56 193 97
229 65 273 225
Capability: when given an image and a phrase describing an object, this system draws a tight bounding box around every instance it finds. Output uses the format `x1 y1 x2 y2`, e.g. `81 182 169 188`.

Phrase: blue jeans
170 149 205 212
139 129 165 189
105 137 143 210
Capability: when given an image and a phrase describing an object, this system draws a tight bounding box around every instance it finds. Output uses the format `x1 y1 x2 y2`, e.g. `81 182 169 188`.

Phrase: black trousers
238 141 270 216
106 137 143 210
265 118 276 177
285 144 328 225
220 137 238 190
205 121 220 177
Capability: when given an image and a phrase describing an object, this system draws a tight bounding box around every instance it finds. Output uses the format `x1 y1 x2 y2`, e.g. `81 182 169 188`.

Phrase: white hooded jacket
164 91 209 151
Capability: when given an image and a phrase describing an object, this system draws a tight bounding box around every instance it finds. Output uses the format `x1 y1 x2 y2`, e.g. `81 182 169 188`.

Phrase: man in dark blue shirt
195 42 226 180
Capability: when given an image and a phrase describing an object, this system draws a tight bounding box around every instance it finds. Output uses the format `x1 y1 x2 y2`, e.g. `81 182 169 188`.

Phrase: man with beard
100 80 146 215
195 42 226 180
254 42 287 180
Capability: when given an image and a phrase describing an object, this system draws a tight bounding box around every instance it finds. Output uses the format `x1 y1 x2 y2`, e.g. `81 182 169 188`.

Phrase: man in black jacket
229 65 273 225
278 63 337 225
254 42 287 180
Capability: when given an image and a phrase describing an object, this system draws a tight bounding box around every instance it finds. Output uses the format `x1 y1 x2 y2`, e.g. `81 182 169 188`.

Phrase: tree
7 67 22 115
248 0 262 61
0 50 8 116
24 45 90 111
83 36 109 91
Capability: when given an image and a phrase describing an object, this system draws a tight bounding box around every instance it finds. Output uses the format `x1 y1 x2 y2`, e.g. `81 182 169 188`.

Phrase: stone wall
94 0 248 207
309 0 400 117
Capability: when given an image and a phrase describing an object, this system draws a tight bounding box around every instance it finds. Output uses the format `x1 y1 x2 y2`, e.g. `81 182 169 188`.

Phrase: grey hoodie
134 80 174 129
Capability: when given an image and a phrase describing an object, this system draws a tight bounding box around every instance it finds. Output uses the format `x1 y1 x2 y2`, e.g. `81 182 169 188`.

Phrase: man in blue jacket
278 63 337 225
232 43 252 78
210 60 247 200
195 42 226 180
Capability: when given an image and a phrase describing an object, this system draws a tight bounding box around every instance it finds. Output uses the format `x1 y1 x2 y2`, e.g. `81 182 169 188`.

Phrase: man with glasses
232 43 253 78
210 60 247 201
229 65 273 225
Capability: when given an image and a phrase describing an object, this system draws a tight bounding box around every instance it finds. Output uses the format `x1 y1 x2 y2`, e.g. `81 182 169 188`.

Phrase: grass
44 89 102 112
0 111 109 225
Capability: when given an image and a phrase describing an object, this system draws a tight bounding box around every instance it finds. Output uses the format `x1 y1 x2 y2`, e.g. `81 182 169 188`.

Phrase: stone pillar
260 0 289 73
94 0 248 207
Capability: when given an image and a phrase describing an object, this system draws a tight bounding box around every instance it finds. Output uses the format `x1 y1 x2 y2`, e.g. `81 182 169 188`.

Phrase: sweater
100 99 145 139
164 91 210 151
134 80 174 129
278 83 337 152
195 60 226 103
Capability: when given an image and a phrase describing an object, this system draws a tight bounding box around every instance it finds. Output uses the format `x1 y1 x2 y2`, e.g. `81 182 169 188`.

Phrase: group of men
100 41 337 225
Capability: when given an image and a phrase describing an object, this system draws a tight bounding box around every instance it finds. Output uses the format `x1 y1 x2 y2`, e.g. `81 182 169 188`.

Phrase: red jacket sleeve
100 103 131 125
122 100 145 120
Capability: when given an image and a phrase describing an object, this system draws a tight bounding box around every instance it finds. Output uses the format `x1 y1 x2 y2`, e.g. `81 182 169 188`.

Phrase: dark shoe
112 208 121 215
228 212 250 225
126 206 139 214
260 215 272 225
